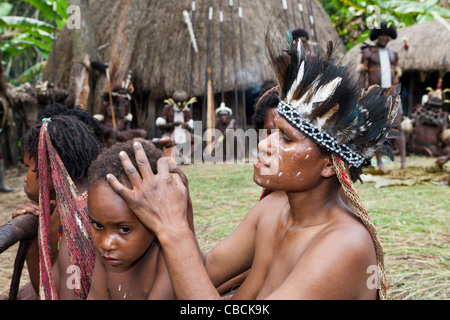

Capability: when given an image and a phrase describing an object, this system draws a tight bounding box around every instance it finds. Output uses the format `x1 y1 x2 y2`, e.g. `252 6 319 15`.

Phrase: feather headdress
266 31 397 300
267 32 400 182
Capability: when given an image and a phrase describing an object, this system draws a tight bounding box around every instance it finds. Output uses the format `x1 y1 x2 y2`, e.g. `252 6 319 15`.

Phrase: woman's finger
168 164 189 189
133 141 155 179
107 173 132 202
118 150 142 187
156 157 171 180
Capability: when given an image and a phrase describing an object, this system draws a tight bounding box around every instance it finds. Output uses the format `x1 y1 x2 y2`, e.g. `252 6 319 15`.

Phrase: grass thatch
43 0 345 100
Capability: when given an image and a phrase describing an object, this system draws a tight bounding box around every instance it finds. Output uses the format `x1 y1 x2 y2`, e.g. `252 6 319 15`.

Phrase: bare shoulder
230 190 287 237
297 212 377 298
315 210 376 263
267 210 378 299
255 191 288 214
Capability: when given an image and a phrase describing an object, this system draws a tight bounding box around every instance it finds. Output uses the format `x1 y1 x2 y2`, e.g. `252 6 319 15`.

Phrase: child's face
254 115 329 192
23 151 40 202
88 182 155 270
23 150 56 202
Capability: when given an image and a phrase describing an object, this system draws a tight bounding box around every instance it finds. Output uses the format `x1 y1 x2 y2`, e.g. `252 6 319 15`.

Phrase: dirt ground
0 165 30 298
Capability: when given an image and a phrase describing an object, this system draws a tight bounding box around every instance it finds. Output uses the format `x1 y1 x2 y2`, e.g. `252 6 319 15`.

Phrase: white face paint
254 115 325 191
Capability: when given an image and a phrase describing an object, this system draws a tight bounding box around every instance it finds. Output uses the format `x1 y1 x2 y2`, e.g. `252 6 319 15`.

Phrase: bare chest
367 47 395 67
235 220 322 299
107 249 158 300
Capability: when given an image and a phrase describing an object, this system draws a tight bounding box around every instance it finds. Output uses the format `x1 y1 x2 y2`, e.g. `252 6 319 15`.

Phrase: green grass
181 155 450 300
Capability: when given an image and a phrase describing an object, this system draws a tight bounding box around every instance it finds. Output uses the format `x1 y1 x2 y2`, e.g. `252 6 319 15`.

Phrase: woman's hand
107 141 189 236
12 198 40 218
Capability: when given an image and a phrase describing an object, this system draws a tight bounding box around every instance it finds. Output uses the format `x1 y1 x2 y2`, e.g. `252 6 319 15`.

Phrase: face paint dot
305 154 310 159
279 172 283 176
296 172 301 177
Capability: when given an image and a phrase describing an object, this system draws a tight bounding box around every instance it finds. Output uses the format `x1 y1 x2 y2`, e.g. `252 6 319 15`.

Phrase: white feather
287 61 305 103
286 40 305 103
310 77 342 104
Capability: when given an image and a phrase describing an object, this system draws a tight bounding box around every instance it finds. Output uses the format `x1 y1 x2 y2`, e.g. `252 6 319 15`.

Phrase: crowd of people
0 21 448 301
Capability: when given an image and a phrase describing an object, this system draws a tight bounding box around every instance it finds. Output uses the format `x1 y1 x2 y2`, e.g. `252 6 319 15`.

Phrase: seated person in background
406 82 450 157
94 82 146 146
155 90 197 163
87 140 194 299
213 102 242 162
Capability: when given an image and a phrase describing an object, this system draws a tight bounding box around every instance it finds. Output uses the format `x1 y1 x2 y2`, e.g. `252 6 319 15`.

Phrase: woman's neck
285 180 342 227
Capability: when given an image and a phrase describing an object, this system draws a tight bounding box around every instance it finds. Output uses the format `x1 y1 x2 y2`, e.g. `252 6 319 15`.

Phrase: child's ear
321 155 336 178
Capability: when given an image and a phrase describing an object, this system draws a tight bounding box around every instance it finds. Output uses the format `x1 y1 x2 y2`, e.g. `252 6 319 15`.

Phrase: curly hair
21 114 102 182
88 141 163 188
39 103 105 146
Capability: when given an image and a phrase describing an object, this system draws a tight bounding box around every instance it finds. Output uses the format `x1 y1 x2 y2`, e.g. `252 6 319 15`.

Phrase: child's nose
101 234 118 252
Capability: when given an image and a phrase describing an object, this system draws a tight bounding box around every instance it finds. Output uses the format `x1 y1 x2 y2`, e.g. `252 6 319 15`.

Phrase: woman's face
254 115 329 192
88 182 155 271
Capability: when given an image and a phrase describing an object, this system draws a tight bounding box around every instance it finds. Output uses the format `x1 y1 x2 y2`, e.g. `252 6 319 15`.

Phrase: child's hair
88 141 163 188
21 113 102 182
39 104 105 146
252 84 279 131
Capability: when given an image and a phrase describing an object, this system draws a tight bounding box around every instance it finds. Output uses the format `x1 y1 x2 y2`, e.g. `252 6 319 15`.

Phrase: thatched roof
341 19 450 74
43 0 344 101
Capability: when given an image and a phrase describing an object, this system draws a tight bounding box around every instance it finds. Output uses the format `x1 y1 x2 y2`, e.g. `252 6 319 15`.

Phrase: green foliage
321 0 450 50
0 0 68 85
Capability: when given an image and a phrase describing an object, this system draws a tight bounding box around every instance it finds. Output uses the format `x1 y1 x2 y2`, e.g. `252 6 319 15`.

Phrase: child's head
253 84 280 137
87 141 163 269
39 104 105 146
21 111 102 201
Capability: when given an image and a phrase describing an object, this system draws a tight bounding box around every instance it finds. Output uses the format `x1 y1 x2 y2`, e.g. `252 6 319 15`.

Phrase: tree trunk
67 0 100 113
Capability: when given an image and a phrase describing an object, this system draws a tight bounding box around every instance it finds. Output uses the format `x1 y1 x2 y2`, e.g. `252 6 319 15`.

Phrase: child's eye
89 219 103 230
92 222 103 230
118 226 131 234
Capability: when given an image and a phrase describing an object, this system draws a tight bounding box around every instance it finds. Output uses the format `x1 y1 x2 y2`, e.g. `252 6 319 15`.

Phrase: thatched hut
342 19 450 114
43 0 344 137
